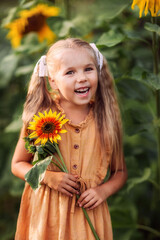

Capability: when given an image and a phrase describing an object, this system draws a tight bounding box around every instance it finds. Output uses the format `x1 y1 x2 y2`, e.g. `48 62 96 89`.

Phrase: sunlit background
0 0 160 239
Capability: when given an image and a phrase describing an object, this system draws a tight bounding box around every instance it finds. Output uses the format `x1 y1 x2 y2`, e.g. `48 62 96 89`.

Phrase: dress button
75 128 80 133
72 164 78 170
74 144 79 149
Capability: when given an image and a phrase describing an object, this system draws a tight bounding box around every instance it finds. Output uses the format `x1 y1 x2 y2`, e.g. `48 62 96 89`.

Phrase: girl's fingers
78 191 90 203
82 198 97 209
61 188 73 197
78 193 91 207
88 200 101 210
67 179 80 190
68 174 79 182
64 184 80 195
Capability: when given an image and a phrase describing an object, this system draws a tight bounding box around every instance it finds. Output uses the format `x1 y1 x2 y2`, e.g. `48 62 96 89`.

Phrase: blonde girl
11 38 127 240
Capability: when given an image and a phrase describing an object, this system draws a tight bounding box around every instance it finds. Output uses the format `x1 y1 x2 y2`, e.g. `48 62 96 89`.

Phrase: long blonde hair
22 38 123 169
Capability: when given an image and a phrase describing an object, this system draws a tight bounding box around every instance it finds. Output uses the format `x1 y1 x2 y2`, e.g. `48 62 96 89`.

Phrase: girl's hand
42 171 80 197
77 185 106 210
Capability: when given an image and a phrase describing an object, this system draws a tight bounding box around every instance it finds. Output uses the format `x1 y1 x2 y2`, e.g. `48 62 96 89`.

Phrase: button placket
75 128 80 133
71 127 81 173
74 144 79 149
72 164 78 170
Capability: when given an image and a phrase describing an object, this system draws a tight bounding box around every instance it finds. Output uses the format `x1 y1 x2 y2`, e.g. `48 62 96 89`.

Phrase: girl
11 38 127 240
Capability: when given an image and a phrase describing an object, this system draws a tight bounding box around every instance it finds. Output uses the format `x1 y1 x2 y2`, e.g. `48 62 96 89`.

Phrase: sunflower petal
131 0 160 17
29 132 38 138
34 137 42 145
60 129 67 133
38 112 44 118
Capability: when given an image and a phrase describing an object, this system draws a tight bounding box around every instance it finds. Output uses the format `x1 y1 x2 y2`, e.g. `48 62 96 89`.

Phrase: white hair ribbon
89 43 103 71
33 55 48 77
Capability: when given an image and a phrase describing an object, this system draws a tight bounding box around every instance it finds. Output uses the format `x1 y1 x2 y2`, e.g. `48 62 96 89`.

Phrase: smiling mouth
74 87 90 94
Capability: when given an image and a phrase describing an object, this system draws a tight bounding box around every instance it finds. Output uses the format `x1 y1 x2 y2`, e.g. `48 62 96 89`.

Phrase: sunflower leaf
36 146 48 161
36 145 45 155
144 22 160 35
96 31 125 48
44 141 57 154
127 168 151 192
25 156 52 190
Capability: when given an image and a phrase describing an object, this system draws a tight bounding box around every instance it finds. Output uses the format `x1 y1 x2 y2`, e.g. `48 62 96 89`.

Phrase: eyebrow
62 63 96 73
65 63 95 69
85 63 95 67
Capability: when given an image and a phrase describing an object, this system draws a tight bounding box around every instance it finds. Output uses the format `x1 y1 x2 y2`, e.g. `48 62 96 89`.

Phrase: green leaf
15 64 33 76
117 76 151 103
110 202 137 228
59 20 75 37
1 7 18 26
36 145 48 160
58 15 97 38
124 106 153 136
44 141 56 154
96 31 125 47
153 118 160 128
27 145 36 154
145 73 160 91
96 0 129 20
127 168 151 192
36 145 45 155
5 118 22 133
25 156 52 190
0 54 19 88
125 31 150 45
145 22 160 35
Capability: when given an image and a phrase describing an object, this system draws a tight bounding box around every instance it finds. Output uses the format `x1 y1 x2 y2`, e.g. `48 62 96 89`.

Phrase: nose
77 71 87 83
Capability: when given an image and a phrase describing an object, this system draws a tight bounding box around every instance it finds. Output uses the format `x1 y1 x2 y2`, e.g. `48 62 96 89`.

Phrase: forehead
55 47 96 68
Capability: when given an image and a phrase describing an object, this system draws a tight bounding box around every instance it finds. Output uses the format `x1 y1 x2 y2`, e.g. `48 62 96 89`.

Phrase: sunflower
28 109 68 145
5 4 60 48
131 0 160 17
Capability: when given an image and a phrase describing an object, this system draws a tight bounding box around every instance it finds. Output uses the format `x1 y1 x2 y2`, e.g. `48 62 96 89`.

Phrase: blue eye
66 70 74 75
85 67 93 71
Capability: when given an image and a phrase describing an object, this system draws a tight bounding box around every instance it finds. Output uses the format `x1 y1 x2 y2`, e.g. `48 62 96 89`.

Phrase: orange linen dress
15 103 113 240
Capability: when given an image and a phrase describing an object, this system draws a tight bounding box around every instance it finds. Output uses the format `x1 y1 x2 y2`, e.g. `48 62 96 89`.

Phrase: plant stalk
64 0 71 19
151 16 160 192
44 147 66 172
54 143 68 173
76 195 100 240
137 224 160 237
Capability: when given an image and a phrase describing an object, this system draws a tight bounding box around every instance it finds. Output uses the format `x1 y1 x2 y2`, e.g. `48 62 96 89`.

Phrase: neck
59 100 90 124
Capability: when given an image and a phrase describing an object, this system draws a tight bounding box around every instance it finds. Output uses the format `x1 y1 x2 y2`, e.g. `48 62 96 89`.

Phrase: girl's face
50 47 98 108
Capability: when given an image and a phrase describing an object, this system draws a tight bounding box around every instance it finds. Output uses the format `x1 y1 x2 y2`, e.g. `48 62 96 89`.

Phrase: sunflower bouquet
24 109 100 240
24 109 69 189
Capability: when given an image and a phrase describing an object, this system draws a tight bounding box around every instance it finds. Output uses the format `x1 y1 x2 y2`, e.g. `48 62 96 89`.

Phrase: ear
49 78 58 90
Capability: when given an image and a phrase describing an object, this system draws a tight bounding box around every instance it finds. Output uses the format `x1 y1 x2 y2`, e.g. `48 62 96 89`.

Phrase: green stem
51 159 64 172
44 147 66 172
64 0 71 19
137 224 160 237
151 16 160 191
76 195 100 240
54 143 68 173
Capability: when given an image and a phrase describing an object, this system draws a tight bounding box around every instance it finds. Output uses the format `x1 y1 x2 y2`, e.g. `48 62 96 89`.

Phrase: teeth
75 88 89 93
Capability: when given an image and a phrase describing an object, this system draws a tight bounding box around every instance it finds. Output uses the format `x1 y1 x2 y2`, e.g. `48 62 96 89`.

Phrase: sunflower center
22 14 46 35
42 122 55 133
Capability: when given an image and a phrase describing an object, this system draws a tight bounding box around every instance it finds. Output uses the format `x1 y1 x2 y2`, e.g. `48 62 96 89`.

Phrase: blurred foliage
0 0 160 239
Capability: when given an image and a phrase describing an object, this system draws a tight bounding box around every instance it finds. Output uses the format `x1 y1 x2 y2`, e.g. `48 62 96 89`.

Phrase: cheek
56 80 70 93
93 74 98 88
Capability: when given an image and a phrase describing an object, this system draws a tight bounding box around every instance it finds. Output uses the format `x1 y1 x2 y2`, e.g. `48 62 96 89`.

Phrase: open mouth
74 87 90 95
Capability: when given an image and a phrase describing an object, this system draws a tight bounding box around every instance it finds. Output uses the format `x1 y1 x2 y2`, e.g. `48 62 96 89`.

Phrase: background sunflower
132 0 160 17
5 3 60 48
